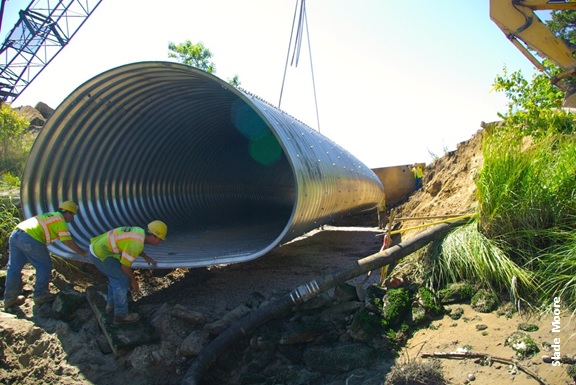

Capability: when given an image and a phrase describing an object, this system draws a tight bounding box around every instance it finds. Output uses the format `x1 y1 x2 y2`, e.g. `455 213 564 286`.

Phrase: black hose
181 219 470 385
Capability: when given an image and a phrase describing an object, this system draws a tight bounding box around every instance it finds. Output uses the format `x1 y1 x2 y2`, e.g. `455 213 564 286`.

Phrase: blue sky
3 0 542 168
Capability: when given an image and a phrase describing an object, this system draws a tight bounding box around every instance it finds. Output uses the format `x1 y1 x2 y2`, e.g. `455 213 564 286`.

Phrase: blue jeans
5 228 51 301
415 177 423 190
89 250 130 317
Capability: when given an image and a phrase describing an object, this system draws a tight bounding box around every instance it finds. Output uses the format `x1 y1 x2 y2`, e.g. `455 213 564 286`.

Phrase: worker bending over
4 200 88 310
89 220 167 324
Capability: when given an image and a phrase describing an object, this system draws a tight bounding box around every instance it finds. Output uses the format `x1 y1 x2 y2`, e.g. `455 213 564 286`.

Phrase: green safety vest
413 166 423 179
17 212 72 245
91 226 145 267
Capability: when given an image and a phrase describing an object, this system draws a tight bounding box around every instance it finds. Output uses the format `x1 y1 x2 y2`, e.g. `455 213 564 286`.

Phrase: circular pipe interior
22 62 385 268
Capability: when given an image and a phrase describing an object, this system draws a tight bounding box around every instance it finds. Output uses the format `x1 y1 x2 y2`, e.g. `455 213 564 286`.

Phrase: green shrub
0 103 31 176
0 200 21 265
1 171 20 188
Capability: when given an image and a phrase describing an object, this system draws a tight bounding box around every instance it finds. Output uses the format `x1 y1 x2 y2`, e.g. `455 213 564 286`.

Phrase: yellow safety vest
91 226 145 267
17 212 72 245
413 166 423 179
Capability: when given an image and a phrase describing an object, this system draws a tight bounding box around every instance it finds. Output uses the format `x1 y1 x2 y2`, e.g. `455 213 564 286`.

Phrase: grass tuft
421 223 536 304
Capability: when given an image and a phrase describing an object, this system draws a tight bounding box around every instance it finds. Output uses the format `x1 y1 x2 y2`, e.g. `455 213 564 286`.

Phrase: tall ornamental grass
422 222 536 302
477 134 576 250
476 132 576 305
421 131 576 308
532 230 576 303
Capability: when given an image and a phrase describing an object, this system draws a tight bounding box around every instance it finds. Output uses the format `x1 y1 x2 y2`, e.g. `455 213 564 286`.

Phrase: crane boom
0 0 103 104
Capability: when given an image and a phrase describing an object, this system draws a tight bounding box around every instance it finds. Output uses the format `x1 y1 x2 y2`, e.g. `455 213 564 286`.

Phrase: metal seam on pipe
21 61 385 268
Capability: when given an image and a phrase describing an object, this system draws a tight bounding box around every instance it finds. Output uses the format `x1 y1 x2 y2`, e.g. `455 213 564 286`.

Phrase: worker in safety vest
88 220 167 324
411 163 424 191
4 200 88 310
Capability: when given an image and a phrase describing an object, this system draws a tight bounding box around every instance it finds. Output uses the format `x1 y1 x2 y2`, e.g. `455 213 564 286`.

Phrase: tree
168 40 216 73
167 40 241 87
547 10 576 88
227 74 241 88
490 12 576 137
492 63 575 137
547 10 576 45
0 103 30 175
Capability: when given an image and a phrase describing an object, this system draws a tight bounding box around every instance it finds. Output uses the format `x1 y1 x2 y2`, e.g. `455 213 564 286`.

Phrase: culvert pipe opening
21 62 385 268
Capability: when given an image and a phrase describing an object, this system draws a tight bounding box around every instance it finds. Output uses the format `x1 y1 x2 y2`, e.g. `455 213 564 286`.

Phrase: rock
417 286 443 316
169 304 206 325
380 288 412 328
127 345 158 368
518 322 539 332
180 330 210 356
365 284 387 303
438 282 474 304
34 101 54 119
471 289 499 313
448 307 464 320
320 301 363 322
333 282 359 302
346 312 392 350
505 331 539 358
410 306 428 326
52 288 86 320
203 304 251 335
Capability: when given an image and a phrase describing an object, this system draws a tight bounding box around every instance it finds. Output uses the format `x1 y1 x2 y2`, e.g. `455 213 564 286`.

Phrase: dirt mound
394 129 483 237
0 313 91 385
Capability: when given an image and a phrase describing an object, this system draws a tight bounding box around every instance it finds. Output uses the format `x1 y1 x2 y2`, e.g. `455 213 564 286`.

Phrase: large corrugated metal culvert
22 61 385 268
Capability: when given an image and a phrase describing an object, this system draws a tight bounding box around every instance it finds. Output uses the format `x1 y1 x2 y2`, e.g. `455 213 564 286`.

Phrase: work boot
4 295 26 310
113 312 140 325
33 293 56 305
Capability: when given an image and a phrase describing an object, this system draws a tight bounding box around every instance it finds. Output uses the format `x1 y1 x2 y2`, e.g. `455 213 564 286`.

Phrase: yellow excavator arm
490 0 576 107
